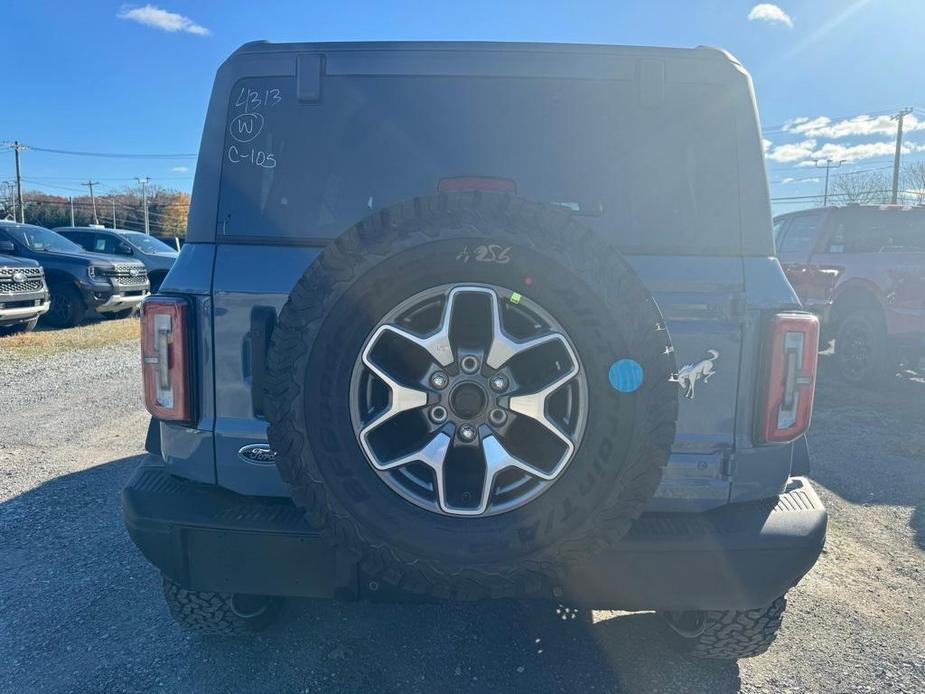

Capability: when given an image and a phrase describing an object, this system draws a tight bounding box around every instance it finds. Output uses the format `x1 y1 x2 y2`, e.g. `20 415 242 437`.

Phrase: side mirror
0 239 16 253
118 243 134 255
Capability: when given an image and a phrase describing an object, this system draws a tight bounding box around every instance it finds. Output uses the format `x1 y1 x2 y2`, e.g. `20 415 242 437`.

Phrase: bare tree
902 161 925 205
830 171 890 205
0 181 16 220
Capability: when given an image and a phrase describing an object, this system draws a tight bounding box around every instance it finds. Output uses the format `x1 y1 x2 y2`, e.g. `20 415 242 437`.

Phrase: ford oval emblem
12 270 26 283
238 443 277 465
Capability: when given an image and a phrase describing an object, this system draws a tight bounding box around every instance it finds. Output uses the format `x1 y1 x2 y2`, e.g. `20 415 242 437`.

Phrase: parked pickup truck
123 40 826 661
0 221 150 327
56 226 178 292
775 205 925 383
0 248 49 335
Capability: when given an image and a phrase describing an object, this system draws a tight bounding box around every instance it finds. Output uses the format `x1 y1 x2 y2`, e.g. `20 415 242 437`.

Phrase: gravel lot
1 331 923 693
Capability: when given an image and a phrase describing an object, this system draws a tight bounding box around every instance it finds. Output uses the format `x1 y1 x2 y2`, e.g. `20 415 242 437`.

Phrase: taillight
758 313 819 443
141 296 192 423
438 176 517 193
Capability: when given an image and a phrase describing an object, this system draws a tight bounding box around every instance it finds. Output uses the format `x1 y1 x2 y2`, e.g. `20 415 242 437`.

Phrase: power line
760 107 913 134
29 146 197 159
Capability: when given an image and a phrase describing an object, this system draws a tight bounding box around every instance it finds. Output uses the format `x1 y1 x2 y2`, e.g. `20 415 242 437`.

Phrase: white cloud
170 166 189 173
748 4 794 28
784 113 925 139
118 5 210 35
767 139 817 163
780 176 820 184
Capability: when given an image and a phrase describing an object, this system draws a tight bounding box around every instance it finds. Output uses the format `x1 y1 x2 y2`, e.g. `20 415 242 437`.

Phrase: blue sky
4 0 925 214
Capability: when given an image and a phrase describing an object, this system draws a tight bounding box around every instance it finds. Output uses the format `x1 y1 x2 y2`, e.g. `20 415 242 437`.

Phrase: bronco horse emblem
675 349 719 399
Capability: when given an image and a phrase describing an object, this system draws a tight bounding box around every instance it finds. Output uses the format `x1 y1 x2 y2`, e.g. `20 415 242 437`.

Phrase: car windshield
5 224 85 253
120 231 177 254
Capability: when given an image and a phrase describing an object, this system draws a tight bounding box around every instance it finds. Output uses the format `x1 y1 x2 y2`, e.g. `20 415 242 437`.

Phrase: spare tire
265 193 677 600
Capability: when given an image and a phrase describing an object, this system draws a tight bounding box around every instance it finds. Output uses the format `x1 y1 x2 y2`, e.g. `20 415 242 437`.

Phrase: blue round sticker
609 359 644 393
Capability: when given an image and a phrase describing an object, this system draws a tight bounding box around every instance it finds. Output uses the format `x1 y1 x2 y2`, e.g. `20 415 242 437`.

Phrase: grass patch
0 318 139 360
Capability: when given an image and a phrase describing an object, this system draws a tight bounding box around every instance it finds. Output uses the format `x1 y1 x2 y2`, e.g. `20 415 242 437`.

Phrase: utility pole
111 198 117 229
69 197 75 226
82 180 100 225
891 107 913 204
136 177 150 234
2 141 28 222
815 159 845 206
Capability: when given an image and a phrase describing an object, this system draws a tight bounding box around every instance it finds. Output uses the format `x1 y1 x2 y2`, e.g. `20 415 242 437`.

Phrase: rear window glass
778 213 822 255
218 75 745 254
828 209 925 253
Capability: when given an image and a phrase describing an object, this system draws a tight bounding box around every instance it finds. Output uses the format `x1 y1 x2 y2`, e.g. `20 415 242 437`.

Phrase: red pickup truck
775 205 925 384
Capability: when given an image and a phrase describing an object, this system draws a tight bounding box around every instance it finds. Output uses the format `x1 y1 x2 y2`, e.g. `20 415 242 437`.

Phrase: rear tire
663 596 787 660
44 284 85 328
834 310 893 385
0 317 38 336
161 577 281 635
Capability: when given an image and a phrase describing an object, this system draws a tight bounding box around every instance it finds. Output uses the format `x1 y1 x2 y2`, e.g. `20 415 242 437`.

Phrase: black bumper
123 456 827 611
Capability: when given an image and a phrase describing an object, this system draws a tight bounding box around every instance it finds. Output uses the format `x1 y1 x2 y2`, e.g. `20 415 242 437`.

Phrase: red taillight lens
141 296 192 423
438 176 517 194
759 313 819 443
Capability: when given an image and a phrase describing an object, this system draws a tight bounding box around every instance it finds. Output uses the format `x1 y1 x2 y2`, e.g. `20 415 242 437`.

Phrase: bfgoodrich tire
663 596 787 660
265 193 678 600
161 577 280 635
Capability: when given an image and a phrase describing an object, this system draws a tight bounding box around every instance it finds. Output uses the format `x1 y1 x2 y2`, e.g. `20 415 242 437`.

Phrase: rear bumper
123 456 826 611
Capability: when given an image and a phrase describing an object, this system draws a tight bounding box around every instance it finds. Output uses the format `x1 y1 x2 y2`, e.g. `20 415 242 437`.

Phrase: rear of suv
775 205 925 383
0 250 49 335
0 221 150 327
123 41 826 660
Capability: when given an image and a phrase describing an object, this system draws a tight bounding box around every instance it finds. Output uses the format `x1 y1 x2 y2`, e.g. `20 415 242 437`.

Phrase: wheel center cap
449 382 488 419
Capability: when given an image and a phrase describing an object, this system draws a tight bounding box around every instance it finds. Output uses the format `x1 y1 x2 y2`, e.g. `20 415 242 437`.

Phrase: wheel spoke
506 347 580 464
358 326 429 447
376 287 476 367
484 290 563 369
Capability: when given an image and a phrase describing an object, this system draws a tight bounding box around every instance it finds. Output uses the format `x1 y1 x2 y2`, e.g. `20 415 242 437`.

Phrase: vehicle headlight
88 265 108 281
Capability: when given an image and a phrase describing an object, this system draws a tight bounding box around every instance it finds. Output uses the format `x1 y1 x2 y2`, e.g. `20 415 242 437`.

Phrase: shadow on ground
1 454 742 694
810 354 925 550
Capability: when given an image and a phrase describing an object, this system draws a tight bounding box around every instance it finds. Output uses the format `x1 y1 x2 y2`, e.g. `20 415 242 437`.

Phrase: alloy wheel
350 284 588 517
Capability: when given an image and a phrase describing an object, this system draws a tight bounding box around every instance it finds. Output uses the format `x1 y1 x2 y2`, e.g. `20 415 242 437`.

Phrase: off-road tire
664 596 787 660
834 309 893 385
161 577 280 635
44 284 85 328
265 192 678 601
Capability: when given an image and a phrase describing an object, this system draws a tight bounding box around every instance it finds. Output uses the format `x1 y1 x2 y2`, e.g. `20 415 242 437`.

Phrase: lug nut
489 408 507 426
490 374 508 392
460 355 480 374
458 424 477 442
429 406 448 424
430 371 448 389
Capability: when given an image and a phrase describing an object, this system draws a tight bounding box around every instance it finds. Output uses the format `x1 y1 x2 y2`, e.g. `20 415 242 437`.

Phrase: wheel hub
350 283 588 517
449 381 488 420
